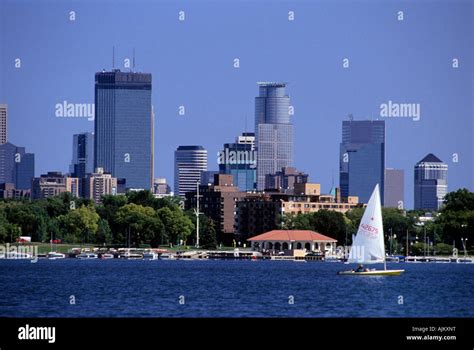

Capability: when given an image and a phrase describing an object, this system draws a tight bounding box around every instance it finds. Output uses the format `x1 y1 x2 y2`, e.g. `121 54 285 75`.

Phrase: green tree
345 207 365 235
200 218 217 249
434 243 454 255
44 192 76 217
96 218 113 245
442 188 474 211
411 242 428 256
281 213 312 230
5 203 40 239
116 203 164 247
126 190 159 209
58 205 100 243
97 195 128 243
157 206 194 245
310 210 347 243
436 189 474 247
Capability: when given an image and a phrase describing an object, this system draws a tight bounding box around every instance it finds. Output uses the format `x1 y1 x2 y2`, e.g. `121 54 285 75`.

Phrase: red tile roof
248 230 337 242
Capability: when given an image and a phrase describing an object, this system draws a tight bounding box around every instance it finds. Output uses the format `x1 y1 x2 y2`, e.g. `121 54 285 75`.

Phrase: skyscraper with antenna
94 69 153 190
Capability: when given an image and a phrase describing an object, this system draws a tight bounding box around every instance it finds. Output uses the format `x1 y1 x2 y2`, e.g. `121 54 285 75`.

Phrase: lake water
1 260 473 317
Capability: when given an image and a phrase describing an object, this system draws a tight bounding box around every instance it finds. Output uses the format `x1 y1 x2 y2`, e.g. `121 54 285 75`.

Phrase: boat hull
338 269 405 276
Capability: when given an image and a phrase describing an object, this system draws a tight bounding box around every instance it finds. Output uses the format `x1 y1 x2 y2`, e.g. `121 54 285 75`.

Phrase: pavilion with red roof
248 230 337 253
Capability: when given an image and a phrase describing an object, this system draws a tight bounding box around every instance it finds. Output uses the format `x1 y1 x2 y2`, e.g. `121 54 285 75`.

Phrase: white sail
348 184 385 264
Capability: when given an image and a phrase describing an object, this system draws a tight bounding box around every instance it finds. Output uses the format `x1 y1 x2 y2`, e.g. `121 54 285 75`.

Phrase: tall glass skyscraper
174 146 207 197
255 82 293 190
94 70 153 190
219 132 256 191
339 120 385 204
70 132 94 179
414 153 448 210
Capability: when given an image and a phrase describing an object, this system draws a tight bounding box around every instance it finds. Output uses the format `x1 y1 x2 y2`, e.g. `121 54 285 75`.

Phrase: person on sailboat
355 264 365 272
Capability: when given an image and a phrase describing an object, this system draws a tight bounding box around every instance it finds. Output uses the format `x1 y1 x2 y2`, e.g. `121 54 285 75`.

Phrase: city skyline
1 1 472 209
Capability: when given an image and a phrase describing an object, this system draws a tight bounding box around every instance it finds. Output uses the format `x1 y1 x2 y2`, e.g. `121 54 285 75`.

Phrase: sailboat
338 184 404 276
47 233 66 260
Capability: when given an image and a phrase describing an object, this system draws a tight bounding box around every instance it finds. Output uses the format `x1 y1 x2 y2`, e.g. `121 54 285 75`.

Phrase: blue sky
0 0 472 208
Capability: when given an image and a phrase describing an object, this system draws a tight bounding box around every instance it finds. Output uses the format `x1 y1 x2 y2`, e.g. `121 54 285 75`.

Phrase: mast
195 181 200 248
406 229 409 258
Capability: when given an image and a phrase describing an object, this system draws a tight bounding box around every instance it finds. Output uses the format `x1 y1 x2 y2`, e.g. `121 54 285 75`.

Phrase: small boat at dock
47 252 66 260
143 251 159 260
77 253 99 259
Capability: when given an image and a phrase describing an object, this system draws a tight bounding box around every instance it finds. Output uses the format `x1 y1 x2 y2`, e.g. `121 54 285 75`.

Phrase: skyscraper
385 168 404 208
174 146 207 197
414 153 448 210
219 132 256 191
0 104 7 144
255 82 293 190
94 70 153 190
339 119 385 204
0 142 34 190
70 132 94 179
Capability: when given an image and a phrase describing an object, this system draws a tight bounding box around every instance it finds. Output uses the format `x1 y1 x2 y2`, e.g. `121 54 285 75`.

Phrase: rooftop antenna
245 114 248 134
133 48 136 71
112 46 115 69
348 113 353 121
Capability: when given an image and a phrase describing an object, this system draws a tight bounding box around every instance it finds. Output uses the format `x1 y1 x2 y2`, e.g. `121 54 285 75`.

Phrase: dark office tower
0 142 34 190
414 153 448 211
201 170 219 185
174 146 207 197
255 82 293 191
70 132 94 179
94 70 153 190
385 168 405 208
339 119 385 204
219 132 256 191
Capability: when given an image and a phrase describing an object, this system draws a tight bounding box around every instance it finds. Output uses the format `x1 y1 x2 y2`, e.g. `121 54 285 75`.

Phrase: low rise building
0 183 30 199
265 167 308 192
235 184 362 239
83 167 117 203
248 230 337 254
32 172 79 199
185 174 247 245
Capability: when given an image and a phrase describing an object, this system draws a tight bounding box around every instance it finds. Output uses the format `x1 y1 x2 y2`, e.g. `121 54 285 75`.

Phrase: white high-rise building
174 146 207 197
